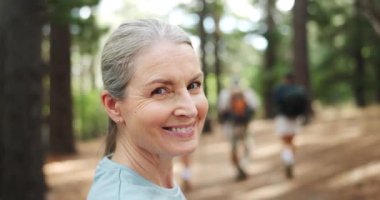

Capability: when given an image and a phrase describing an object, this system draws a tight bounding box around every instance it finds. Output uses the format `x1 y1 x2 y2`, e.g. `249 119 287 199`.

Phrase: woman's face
117 40 208 158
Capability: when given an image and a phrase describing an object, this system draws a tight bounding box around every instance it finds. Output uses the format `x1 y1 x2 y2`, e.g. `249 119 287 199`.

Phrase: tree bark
263 0 276 118
198 0 208 96
293 0 311 91
49 22 76 154
0 0 46 199
375 59 380 102
293 0 313 114
353 0 366 107
213 1 223 96
375 38 380 102
198 0 212 133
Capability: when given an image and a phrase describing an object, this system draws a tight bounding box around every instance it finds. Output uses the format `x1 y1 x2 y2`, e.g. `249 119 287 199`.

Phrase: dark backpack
279 85 307 118
229 91 254 124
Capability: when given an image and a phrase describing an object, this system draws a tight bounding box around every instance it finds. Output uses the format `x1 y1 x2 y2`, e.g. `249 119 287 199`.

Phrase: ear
101 90 123 123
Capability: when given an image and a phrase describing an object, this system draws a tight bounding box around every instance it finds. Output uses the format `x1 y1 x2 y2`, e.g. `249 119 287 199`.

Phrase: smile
163 125 195 138
164 126 194 133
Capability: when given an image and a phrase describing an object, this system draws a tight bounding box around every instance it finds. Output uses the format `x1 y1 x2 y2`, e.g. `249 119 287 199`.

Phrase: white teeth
169 127 193 133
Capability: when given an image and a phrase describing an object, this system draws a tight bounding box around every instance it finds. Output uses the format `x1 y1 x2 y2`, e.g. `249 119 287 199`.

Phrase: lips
163 125 195 138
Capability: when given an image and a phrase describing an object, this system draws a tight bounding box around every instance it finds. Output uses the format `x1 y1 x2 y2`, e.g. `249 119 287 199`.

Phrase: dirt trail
45 106 380 200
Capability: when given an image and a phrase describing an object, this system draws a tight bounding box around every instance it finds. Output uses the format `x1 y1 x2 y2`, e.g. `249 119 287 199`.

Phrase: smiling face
116 40 208 158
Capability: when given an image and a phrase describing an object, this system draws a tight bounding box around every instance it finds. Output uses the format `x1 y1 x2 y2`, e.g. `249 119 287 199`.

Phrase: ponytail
104 118 117 156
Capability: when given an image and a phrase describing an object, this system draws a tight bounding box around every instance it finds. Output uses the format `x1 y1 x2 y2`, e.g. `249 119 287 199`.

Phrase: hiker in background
273 73 308 179
218 77 260 181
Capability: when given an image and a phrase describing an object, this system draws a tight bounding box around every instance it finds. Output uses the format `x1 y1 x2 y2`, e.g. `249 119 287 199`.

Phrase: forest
1 0 380 199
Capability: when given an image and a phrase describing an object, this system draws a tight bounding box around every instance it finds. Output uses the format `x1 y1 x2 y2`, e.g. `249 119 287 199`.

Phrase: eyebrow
145 72 204 86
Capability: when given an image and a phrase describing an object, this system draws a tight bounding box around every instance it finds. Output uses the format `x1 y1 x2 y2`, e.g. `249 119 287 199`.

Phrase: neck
112 138 175 188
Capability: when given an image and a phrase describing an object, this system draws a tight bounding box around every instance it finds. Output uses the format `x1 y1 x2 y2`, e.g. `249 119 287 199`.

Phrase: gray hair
101 19 193 155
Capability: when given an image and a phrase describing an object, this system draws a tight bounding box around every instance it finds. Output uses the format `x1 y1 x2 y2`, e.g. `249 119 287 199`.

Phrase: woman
87 19 209 199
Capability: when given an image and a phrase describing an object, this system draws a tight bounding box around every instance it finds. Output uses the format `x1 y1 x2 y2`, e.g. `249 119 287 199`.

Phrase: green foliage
48 0 100 24
205 73 218 118
72 15 109 54
47 0 107 55
309 0 380 105
74 90 107 140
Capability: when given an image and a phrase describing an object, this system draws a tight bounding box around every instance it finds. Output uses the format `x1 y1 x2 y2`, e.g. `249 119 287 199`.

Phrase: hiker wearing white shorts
273 73 308 179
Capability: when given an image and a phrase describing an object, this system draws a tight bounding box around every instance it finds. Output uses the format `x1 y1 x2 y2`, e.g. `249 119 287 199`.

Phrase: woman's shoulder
86 157 121 200
87 156 186 200
119 185 186 199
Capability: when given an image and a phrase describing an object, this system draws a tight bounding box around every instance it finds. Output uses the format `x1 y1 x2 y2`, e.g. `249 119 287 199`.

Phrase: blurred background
1 0 380 199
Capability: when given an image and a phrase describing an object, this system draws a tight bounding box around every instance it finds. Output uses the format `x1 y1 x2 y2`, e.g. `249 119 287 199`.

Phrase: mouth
163 126 193 132
162 124 195 138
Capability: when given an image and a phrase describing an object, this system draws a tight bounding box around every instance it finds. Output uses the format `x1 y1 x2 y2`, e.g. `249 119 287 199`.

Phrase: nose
173 90 198 118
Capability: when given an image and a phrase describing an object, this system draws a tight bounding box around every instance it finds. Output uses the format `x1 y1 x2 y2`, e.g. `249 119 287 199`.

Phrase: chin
174 141 198 156
181 146 197 155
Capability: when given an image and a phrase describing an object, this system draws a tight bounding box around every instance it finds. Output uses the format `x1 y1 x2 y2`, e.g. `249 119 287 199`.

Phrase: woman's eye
151 87 168 96
187 81 201 90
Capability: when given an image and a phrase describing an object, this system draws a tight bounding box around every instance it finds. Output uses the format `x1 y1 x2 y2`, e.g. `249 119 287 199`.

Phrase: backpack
279 85 308 118
229 91 254 124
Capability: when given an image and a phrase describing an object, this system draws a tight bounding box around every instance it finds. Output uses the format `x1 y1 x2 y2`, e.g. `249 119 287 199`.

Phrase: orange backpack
230 91 248 117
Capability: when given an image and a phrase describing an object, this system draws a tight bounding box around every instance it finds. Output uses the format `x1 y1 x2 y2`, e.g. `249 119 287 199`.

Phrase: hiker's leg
281 134 295 179
275 115 297 178
282 134 295 153
281 135 295 162
241 124 251 164
231 131 239 168
276 116 297 153
231 125 247 181
231 148 247 181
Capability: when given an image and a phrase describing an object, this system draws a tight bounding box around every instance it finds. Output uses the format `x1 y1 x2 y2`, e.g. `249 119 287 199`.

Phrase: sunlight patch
241 182 297 199
326 161 380 188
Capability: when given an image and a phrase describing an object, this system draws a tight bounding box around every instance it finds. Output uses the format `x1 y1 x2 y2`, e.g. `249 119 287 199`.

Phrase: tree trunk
0 0 46 199
199 0 208 96
213 2 223 96
375 39 380 102
353 0 366 107
263 0 276 118
357 0 380 102
198 0 212 133
375 61 380 102
293 0 313 114
293 0 311 91
49 22 76 154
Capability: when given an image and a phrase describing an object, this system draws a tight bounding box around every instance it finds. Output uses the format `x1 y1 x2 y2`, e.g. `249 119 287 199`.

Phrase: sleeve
218 89 231 112
243 89 260 109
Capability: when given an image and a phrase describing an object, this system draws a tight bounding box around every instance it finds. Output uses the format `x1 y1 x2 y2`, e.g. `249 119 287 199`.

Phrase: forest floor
45 105 380 200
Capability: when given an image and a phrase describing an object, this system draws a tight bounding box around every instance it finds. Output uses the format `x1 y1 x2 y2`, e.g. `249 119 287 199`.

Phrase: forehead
126 40 201 88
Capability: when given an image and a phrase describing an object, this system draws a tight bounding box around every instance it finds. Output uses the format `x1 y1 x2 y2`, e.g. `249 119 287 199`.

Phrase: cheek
137 103 172 123
196 95 209 120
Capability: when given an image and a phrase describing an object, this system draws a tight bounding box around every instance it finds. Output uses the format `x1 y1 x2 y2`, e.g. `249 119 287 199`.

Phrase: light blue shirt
87 157 186 200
